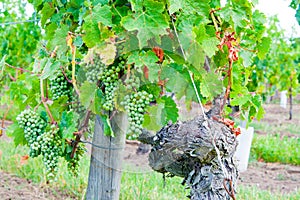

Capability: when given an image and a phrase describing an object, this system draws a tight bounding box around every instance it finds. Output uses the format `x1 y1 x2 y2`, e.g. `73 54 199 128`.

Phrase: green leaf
168 0 184 14
93 88 106 114
240 50 253 67
92 5 113 26
40 3 55 27
143 103 164 131
202 37 219 57
127 50 159 80
79 81 97 109
40 60 60 80
82 18 100 48
158 96 179 123
6 123 27 146
49 96 69 121
296 6 300 26
74 35 83 47
257 37 271 59
48 24 69 56
99 115 114 136
256 105 265 120
143 96 178 131
60 111 78 139
122 1 169 48
200 72 223 100
160 63 190 100
230 86 251 106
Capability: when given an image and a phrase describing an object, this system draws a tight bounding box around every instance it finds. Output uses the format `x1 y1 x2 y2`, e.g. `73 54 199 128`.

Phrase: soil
0 103 300 199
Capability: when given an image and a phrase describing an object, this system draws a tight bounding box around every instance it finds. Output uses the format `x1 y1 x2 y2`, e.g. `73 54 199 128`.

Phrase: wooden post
86 112 127 200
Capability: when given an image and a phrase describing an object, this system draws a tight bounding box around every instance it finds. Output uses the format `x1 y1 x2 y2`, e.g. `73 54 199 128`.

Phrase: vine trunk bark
86 112 127 200
139 115 238 200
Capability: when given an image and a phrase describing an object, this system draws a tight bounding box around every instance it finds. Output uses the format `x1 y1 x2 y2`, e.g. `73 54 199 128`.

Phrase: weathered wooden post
86 112 127 200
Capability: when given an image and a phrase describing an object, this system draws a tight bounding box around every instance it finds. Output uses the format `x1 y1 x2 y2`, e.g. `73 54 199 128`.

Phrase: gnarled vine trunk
139 115 238 200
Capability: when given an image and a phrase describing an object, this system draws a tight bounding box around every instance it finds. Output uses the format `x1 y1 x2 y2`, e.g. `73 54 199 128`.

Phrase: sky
25 0 300 38
255 0 300 38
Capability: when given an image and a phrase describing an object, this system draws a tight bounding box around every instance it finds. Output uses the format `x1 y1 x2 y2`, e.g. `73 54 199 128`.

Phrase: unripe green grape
123 91 153 140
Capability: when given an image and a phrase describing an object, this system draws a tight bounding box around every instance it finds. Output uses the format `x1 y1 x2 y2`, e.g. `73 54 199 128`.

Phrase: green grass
1 140 300 199
237 185 300 200
250 134 300 165
250 121 300 135
0 141 89 199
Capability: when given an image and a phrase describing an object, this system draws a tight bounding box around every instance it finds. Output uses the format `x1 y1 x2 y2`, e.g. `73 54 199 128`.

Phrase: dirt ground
0 104 300 199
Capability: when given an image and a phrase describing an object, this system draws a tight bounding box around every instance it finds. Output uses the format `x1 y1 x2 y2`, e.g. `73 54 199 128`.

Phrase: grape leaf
94 41 117 65
168 0 184 14
230 86 251 106
49 96 69 121
6 123 27 146
40 3 55 27
158 96 179 123
219 6 247 28
160 63 190 100
202 37 219 57
92 5 112 26
79 81 97 109
48 24 69 57
60 111 78 139
98 115 113 136
240 50 253 67
200 72 223 100
143 96 178 131
257 37 271 59
296 6 300 26
127 50 159 81
143 103 164 131
82 18 100 48
256 105 265 120
40 59 60 80
121 0 169 48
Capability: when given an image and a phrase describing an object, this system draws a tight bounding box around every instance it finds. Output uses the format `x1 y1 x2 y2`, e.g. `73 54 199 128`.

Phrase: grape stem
60 66 72 83
40 78 56 124
70 110 92 158
4 63 41 76
67 32 80 96
0 104 11 137
222 60 233 115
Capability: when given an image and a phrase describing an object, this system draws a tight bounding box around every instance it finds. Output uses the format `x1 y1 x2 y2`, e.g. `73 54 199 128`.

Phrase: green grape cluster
83 56 106 83
100 61 123 111
49 70 73 101
67 144 85 176
125 75 140 90
70 95 86 115
16 109 47 157
39 126 62 180
123 91 153 139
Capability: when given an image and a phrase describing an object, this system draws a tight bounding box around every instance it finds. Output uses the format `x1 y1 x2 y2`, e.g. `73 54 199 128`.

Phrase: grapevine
1 0 274 198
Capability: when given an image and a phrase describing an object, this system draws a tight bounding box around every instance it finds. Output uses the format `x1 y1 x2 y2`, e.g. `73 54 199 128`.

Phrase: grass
250 134 300 165
1 140 300 199
0 141 89 199
250 121 300 136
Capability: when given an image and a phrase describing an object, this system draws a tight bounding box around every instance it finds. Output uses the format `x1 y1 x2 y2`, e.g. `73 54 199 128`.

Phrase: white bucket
280 91 287 108
234 127 254 172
